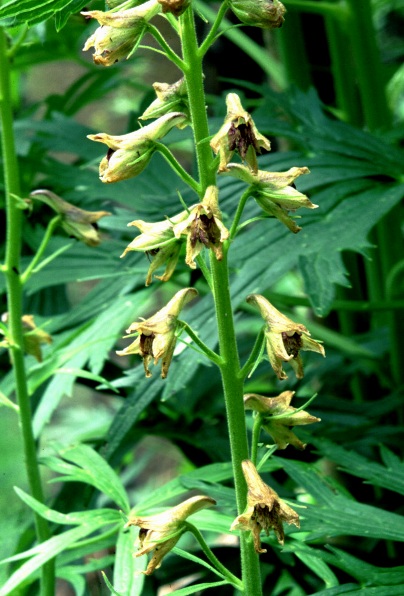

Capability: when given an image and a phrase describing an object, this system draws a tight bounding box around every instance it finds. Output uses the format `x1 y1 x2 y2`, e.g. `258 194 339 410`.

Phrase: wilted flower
210 93 271 173
246 294 325 380
140 78 189 120
116 287 198 377
82 0 161 66
221 163 316 233
158 0 190 17
120 212 189 285
1 313 52 363
231 460 299 551
88 112 187 183
244 391 320 449
126 495 216 575
229 0 286 29
173 186 229 268
30 189 111 246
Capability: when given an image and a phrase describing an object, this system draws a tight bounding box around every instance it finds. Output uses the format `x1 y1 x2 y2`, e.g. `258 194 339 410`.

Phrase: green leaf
15 486 121 526
165 580 230 595
311 586 404 595
113 527 146 596
0 0 90 28
0 520 120 596
312 437 404 496
43 444 130 513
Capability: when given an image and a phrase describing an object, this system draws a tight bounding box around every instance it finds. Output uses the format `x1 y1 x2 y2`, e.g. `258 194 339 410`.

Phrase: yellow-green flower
229 0 286 29
221 163 316 233
126 495 216 575
121 212 189 285
88 112 187 183
246 294 325 380
82 0 161 66
116 287 198 378
173 186 229 268
210 93 271 173
244 391 320 449
30 189 111 246
230 460 299 552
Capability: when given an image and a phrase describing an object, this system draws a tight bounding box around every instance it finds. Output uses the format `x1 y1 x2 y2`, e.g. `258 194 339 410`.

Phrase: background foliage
1 0 404 594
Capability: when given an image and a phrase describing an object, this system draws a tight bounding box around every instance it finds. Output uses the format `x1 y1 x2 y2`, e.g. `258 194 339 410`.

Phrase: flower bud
1 313 52 363
246 294 325 380
116 287 198 378
231 460 299 551
88 112 187 183
173 186 229 268
210 93 271 173
158 0 190 17
244 391 320 449
229 0 286 29
82 0 161 66
140 78 189 121
30 190 111 246
126 495 216 574
221 163 316 233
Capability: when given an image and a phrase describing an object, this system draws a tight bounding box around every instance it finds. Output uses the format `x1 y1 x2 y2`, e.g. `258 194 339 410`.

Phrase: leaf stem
178 320 222 365
147 23 185 70
155 142 201 194
185 522 243 590
0 26 54 596
21 215 62 284
229 188 252 240
239 325 265 381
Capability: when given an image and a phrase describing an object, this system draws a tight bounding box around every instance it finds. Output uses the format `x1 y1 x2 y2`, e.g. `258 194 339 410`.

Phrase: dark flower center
190 214 220 248
140 332 155 356
282 332 302 358
228 121 259 160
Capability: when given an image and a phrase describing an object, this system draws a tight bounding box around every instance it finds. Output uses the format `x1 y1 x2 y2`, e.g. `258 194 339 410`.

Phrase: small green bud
229 0 286 29
140 78 189 121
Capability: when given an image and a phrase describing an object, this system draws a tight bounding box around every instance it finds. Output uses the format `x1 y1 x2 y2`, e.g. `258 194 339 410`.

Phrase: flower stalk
180 8 263 593
0 26 54 596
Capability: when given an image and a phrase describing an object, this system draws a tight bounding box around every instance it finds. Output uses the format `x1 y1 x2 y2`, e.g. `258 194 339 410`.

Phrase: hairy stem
0 27 54 595
180 7 263 594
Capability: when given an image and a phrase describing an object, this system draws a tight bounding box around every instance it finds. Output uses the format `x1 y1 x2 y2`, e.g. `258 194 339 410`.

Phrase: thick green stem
180 8 263 594
0 27 54 595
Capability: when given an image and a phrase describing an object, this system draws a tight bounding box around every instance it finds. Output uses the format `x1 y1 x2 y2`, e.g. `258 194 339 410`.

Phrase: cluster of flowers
23 0 326 574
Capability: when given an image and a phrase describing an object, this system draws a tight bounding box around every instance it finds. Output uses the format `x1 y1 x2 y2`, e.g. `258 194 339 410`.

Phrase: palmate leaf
312 437 404 496
0 0 89 30
281 459 404 542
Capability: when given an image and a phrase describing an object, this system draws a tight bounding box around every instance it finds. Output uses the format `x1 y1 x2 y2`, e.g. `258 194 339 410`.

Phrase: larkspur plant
1 0 404 595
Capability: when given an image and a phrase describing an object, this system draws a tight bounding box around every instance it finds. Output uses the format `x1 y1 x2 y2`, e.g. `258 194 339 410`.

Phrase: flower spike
246 294 325 379
126 495 216 575
244 391 320 449
210 93 271 173
231 460 299 551
116 287 198 378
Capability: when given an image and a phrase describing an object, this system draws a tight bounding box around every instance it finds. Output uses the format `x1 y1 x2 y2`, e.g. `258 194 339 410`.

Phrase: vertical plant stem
0 27 54 595
180 8 263 594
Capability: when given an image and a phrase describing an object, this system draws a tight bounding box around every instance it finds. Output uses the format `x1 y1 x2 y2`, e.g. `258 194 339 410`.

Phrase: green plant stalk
180 7 263 594
0 27 54 595
251 414 264 466
21 215 62 284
